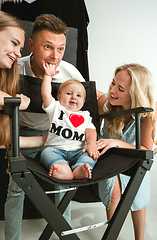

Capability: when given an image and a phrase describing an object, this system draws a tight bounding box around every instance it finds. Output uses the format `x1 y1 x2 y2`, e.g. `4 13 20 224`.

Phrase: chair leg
39 187 78 240
101 160 153 240
39 224 53 240
12 171 80 240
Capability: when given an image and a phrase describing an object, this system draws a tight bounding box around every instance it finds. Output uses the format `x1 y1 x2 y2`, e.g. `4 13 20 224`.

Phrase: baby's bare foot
49 163 73 180
73 163 92 179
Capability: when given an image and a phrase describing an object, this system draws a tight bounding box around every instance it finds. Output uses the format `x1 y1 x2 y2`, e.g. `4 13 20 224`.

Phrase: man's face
29 29 66 78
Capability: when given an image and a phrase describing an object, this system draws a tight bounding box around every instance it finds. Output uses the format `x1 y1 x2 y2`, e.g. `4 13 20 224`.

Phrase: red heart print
69 113 84 128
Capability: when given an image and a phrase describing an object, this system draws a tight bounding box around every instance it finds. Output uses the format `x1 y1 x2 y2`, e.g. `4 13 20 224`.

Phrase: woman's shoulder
97 93 107 115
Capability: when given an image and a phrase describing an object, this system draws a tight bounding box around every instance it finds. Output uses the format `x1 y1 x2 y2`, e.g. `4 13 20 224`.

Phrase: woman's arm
141 102 157 150
96 114 155 155
0 91 30 110
0 132 48 149
0 145 6 149
19 131 48 148
96 138 136 155
15 94 30 110
0 91 11 109
141 116 154 150
96 101 157 155
96 90 105 100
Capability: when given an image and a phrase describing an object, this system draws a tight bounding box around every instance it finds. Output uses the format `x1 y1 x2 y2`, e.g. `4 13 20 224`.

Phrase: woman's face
109 70 132 110
0 27 25 69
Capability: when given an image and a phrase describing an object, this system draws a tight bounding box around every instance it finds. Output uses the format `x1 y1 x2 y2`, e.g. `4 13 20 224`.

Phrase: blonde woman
96 64 157 240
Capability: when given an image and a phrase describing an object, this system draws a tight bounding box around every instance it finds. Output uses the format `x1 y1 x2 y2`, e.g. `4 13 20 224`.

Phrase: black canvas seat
2 76 154 240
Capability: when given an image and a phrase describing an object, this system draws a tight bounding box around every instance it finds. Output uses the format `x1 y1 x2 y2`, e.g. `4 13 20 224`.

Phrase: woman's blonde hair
103 63 157 144
0 11 24 147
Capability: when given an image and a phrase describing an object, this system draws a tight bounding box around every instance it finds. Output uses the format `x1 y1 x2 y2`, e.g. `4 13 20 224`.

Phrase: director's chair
4 78 154 240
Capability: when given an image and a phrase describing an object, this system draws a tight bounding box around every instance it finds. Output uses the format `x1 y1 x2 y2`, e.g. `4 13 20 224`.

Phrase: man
18 14 85 158
5 13 85 240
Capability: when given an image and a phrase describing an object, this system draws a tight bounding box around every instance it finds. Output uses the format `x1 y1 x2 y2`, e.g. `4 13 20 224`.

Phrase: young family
0 10 156 240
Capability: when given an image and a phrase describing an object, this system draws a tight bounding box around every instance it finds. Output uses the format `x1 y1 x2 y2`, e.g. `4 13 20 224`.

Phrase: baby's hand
43 62 60 77
82 144 100 160
15 94 30 110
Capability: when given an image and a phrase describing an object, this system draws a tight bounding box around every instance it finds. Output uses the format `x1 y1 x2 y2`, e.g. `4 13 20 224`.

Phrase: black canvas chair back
3 77 154 240
18 75 98 114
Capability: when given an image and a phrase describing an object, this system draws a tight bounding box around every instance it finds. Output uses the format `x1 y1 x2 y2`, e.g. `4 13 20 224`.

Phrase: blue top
98 94 150 211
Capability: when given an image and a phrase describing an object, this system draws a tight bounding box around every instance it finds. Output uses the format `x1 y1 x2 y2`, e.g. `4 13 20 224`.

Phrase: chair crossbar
61 220 110 236
45 187 77 195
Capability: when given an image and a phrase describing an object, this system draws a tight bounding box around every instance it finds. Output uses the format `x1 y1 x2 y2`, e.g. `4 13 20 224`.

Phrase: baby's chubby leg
49 163 74 180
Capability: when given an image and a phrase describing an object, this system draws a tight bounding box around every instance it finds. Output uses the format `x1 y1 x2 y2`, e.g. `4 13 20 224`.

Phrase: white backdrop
85 0 157 99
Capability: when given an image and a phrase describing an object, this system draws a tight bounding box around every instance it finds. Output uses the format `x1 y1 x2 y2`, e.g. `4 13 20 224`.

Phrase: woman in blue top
96 63 157 240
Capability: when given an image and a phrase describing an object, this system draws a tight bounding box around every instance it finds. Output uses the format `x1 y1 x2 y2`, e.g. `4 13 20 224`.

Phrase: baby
40 63 100 180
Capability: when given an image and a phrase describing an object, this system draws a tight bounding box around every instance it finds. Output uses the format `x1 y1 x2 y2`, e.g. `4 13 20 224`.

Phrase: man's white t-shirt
18 54 85 130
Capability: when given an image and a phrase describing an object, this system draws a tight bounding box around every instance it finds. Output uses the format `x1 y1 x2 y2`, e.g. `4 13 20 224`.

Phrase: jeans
5 175 24 240
40 147 97 171
55 186 71 225
5 177 71 240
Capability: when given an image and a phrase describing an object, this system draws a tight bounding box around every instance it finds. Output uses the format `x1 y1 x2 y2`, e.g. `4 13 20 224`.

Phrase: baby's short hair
57 79 86 99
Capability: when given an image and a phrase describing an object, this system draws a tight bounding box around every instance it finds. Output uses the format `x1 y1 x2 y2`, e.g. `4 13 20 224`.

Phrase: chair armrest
110 147 154 160
97 107 153 119
97 107 154 149
4 97 21 116
7 149 27 173
4 97 21 157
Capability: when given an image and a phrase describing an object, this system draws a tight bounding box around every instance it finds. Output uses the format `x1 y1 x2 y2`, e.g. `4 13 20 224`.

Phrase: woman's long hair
103 63 157 144
0 11 24 147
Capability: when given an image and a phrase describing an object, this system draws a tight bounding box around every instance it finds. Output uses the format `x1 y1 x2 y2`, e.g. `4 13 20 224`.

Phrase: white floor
0 157 157 240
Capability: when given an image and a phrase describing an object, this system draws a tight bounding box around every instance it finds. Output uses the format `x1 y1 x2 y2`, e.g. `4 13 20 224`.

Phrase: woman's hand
96 138 120 155
16 94 30 110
